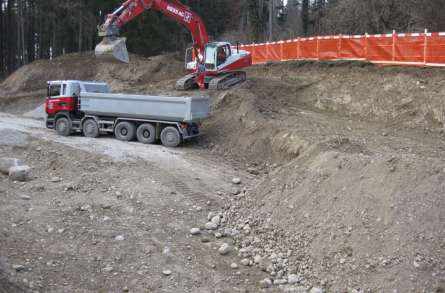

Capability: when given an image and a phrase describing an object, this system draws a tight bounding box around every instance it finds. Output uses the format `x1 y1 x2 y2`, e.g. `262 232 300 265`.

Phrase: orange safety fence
240 31 445 67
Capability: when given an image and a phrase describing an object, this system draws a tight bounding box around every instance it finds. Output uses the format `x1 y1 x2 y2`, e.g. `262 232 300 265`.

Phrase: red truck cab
45 81 79 131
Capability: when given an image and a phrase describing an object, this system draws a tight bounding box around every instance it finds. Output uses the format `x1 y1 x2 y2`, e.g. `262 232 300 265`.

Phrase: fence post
392 30 396 62
365 33 369 61
297 37 301 59
338 34 342 60
266 42 269 62
316 36 320 60
424 28 428 65
280 41 284 61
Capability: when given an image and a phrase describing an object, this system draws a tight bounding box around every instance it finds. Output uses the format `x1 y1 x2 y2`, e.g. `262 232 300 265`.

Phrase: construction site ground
0 53 444 293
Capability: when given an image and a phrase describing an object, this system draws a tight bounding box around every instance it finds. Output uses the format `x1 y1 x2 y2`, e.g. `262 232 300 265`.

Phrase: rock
115 235 125 241
102 266 114 273
218 243 232 255
254 255 262 264
230 263 238 269
232 177 241 185
80 204 91 212
190 228 201 235
214 232 223 238
50 177 62 183
247 167 260 175
12 264 25 272
162 269 172 276
19 194 31 200
8 166 31 182
241 258 250 266
207 211 219 221
231 188 241 195
0 158 23 174
259 278 272 289
205 222 218 230
274 279 287 285
288 274 303 284
211 215 221 226
201 237 211 243
309 288 324 293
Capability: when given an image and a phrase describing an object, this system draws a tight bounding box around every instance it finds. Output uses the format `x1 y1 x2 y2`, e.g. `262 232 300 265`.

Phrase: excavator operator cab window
217 45 231 67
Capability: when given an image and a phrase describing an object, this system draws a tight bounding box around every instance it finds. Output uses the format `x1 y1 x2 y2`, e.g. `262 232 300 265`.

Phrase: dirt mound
0 52 184 98
202 61 445 291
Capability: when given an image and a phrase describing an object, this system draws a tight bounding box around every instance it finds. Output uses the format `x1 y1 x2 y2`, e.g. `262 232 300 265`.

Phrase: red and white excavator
95 0 252 90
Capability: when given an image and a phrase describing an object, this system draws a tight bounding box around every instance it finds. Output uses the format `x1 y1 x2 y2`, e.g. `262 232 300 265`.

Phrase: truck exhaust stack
95 37 129 63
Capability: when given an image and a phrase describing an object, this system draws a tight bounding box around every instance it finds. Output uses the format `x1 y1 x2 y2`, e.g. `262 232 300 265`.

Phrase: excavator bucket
95 37 129 63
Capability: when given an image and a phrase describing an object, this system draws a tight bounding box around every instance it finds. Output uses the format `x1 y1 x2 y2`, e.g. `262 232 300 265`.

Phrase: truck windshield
48 85 61 97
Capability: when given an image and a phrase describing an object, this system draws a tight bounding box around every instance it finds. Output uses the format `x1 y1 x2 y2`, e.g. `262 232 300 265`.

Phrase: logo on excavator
166 5 192 23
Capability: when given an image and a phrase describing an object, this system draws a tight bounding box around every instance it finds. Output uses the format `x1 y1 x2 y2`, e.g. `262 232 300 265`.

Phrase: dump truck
44 80 209 147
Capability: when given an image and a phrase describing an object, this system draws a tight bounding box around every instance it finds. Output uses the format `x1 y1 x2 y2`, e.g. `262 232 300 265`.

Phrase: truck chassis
46 112 200 148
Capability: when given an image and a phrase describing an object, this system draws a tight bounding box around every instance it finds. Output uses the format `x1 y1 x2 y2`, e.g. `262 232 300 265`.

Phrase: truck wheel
160 126 182 147
83 119 99 138
115 121 136 141
137 123 156 144
55 117 71 137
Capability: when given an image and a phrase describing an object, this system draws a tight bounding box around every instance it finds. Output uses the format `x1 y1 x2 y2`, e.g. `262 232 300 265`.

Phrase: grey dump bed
80 92 209 123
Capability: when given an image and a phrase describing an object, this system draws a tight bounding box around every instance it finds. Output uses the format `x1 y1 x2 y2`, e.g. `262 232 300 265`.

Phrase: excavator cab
204 42 231 71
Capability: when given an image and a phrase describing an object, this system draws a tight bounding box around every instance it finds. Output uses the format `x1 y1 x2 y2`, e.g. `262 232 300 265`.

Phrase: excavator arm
96 0 209 63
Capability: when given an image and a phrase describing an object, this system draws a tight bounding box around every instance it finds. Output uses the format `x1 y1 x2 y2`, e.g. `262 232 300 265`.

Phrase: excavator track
208 71 247 90
175 73 198 91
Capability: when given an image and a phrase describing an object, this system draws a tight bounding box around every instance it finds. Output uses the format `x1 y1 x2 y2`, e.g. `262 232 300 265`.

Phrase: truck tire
137 123 156 144
115 121 136 141
83 119 99 138
55 117 71 137
160 126 182 147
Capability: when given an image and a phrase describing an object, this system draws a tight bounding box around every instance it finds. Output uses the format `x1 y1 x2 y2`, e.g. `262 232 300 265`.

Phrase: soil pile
0 52 184 98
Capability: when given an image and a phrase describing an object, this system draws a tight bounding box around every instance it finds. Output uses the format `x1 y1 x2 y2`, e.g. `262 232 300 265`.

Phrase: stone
201 237 211 243
247 168 260 175
80 205 91 211
274 279 287 285
190 228 201 235
0 158 23 174
232 188 241 196
259 278 272 289
241 258 250 266
309 288 324 293
288 274 303 284
218 243 232 255
103 266 114 273
12 264 25 272
19 194 31 200
205 222 218 230
162 270 172 276
50 177 62 183
9 166 31 182
230 263 238 269
254 255 262 264
115 235 125 241
232 177 241 185
211 215 221 226
214 232 223 238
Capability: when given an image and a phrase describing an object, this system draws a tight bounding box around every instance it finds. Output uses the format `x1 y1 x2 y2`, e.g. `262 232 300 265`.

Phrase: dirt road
0 112 264 293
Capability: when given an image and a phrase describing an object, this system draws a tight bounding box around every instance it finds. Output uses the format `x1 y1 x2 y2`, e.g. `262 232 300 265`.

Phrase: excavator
95 0 252 90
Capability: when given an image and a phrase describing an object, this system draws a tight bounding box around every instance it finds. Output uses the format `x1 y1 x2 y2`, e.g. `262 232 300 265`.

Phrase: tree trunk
301 0 309 36
78 8 82 53
268 0 273 41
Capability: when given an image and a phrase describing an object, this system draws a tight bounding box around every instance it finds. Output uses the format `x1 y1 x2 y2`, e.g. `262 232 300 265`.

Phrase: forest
1 0 445 78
